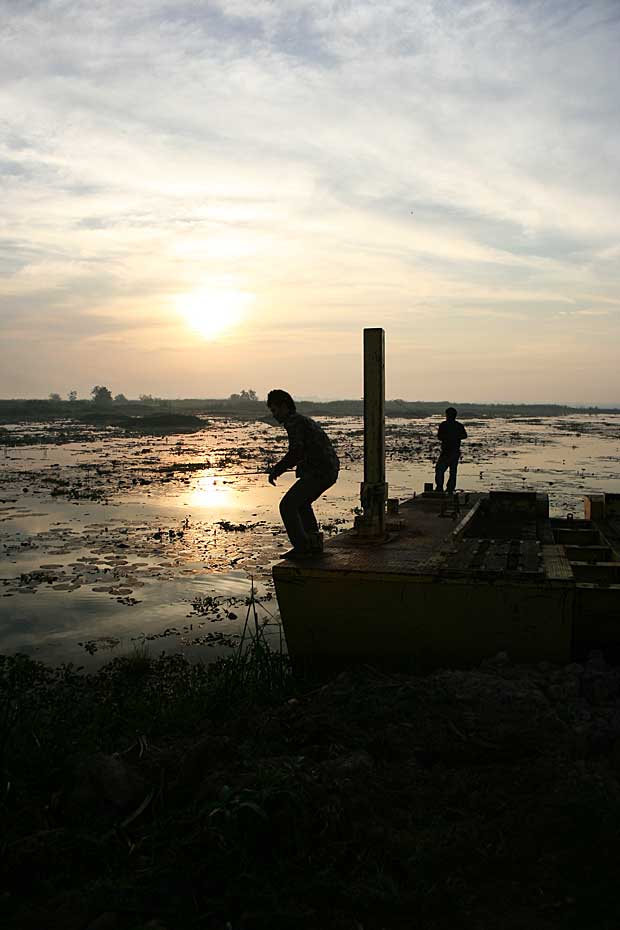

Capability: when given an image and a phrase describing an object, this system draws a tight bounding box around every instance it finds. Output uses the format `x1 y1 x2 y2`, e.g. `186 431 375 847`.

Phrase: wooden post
356 327 387 537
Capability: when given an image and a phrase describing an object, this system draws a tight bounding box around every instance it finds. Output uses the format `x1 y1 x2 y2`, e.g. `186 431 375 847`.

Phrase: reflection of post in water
354 327 388 539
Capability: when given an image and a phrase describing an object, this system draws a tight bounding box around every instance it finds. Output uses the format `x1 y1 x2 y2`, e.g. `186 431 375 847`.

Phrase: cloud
556 307 614 317
0 0 619 400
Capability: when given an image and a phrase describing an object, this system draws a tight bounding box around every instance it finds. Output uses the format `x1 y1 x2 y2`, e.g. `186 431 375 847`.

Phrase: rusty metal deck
274 491 571 582
272 490 583 670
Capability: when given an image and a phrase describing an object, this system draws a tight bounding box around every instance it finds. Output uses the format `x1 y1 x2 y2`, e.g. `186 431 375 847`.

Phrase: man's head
267 389 296 423
445 407 457 420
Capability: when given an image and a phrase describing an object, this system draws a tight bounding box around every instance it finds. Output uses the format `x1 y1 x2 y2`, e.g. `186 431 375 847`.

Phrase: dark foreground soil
2 648 620 930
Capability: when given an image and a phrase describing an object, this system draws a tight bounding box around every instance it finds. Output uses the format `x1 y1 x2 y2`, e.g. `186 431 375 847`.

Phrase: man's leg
435 454 448 492
299 501 322 551
446 452 460 493
280 475 332 552
300 475 337 550
299 500 319 536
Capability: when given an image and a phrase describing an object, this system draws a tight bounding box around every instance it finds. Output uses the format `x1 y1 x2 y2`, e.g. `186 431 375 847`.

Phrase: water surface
1 414 619 665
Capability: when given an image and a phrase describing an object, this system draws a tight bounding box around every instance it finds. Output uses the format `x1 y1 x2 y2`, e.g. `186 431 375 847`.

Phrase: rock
572 725 589 758
547 663 583 702
85 913 120 930
588 717 615 755
609 706 620 739
582 650 619 704
179 736 212 781
64 753 145 822
323 750 374 779
412 668 568 761
13 891 92 930
481 651 512 669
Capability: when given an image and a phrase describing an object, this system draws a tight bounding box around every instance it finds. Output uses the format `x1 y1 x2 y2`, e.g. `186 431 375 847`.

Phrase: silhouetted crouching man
267 389 339 560
435 407 467 494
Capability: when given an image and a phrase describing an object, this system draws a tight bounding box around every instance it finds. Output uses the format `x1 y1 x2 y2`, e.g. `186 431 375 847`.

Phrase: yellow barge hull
273 491 620 672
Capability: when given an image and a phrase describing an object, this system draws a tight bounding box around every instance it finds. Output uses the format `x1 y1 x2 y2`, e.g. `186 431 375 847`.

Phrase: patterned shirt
272 413 340 480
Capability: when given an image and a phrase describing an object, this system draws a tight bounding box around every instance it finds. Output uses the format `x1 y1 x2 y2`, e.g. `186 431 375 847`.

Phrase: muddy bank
2 648 620 929
78 413 206 432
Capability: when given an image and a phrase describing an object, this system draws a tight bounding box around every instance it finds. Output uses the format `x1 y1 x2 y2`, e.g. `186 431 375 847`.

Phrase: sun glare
188 475 235 509
175 287 253 340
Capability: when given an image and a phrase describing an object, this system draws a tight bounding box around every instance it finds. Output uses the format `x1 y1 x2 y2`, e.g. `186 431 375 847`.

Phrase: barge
272 329 620 671
273 488 620 671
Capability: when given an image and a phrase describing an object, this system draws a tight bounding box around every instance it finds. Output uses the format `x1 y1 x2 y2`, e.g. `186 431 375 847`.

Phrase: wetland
1 411 619 666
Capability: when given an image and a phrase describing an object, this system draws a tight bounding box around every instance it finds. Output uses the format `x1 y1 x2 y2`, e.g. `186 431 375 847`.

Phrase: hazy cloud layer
1 0 619 401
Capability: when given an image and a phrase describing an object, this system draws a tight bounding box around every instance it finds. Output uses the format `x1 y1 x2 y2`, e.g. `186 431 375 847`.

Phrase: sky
1 0 619 404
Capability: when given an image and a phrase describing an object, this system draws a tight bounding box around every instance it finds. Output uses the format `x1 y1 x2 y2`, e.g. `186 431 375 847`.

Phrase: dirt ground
3 649 620 930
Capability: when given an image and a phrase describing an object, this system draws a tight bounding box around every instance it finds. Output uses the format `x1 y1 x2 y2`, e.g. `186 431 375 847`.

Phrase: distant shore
1 397 620 426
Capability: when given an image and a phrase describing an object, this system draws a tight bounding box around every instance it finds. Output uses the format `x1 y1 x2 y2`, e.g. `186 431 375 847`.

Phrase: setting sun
175 287 253 341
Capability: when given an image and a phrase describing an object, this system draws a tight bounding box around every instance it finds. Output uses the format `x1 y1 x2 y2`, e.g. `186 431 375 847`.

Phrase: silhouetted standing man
267 389 339 560
435 407 467 494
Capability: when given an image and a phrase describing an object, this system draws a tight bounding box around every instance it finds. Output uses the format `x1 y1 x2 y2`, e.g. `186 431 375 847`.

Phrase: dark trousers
435 450 460 493
280 473 336 550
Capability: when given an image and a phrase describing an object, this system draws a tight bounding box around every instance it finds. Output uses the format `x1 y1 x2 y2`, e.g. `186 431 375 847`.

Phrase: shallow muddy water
1 414 619 666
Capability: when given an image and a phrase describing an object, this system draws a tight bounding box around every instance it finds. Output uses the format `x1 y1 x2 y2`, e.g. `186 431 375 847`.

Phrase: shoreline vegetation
2 396 620 427
2 633 620 929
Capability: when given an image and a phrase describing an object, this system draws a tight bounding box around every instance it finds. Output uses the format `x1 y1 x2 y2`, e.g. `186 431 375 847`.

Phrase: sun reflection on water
188 475 237 509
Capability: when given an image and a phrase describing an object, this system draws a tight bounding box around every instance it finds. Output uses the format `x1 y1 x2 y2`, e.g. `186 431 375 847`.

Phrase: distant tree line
22 389 620 424
227 389 259 404
48 390 79 402
45 387 263 408
47 387 163 404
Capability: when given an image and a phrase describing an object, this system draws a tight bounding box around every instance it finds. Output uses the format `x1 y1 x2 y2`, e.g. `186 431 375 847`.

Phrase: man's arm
270 444 304 478
269 419 305 483
460 424 468 439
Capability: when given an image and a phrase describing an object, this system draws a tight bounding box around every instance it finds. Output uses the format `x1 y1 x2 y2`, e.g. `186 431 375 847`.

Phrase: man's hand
268 469 278 486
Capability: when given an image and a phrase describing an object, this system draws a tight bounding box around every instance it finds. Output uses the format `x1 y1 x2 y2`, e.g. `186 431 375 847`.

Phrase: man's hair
267 389 296 413
445 407 457 419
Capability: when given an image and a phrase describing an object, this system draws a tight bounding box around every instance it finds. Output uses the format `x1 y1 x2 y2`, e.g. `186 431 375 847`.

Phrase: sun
175 287 253 340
